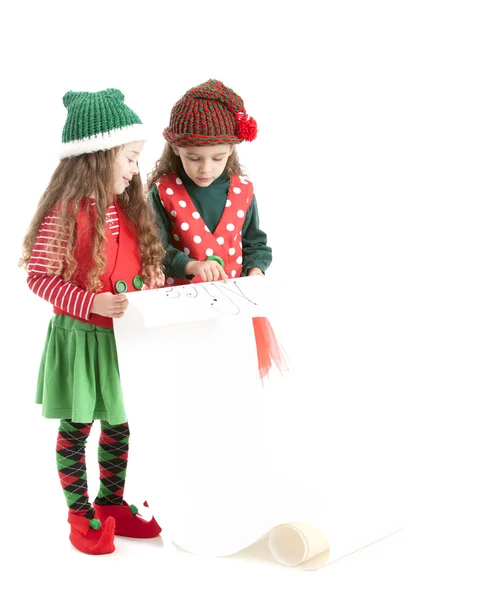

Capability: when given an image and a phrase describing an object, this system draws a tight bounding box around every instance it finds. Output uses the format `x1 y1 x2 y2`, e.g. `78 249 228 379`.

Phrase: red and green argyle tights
56 420 130 519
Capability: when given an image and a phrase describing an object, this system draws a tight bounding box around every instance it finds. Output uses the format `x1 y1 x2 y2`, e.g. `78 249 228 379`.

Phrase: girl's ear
228 145 234 156
172 145 180 156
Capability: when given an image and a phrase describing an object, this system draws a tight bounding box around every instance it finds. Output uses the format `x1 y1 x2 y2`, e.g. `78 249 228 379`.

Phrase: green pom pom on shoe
89 518 101 530
130 505 139 515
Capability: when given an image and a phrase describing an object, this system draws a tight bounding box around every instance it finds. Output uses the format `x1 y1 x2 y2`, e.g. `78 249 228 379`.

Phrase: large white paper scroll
114 278 404 569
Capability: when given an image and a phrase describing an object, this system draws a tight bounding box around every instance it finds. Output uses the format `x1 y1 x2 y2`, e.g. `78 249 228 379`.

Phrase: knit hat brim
164 129 242 147
59 123 147 159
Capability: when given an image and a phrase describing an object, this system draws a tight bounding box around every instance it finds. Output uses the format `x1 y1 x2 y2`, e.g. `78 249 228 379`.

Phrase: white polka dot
225 199 232 207
173 234 180 241
237 209 245 218
181 223 189 231
178 200 187 208
247 197 250 203
205 248 213 256
167 277 175 284
216 237 224 245
184 247 190 255
166 188 174 195
239 242 243 249
236 256 243 264
234 234 238 241
171 210 177 217
226 223 235 231
239 176 249 184
231 270 236 277
192 211 200 219
176 177 183 185
233 187 241 194
204 224 210 232
194 235 202 244
160 200 165 207
228 248 236 256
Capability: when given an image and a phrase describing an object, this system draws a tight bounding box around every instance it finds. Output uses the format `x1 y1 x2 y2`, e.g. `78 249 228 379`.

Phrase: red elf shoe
93 501 162 538
68 513 115 555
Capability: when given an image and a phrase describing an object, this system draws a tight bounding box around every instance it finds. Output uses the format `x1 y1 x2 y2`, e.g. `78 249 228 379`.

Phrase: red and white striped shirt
27 204 119 321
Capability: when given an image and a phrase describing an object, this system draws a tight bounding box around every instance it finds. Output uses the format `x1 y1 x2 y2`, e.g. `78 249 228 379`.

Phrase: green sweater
149 167 272 279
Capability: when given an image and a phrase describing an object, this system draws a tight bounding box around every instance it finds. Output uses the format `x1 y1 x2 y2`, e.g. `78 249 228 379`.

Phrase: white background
1 0 478 597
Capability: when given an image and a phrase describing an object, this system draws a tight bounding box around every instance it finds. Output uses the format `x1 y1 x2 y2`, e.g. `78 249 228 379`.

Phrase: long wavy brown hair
19 149 165 291
146 143 246 190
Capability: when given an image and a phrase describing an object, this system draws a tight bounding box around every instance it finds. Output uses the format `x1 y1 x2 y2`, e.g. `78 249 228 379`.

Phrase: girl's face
113 141 144 194
173 144 234 187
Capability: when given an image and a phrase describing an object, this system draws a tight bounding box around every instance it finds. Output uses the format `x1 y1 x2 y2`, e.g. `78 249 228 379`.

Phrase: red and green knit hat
59 88 146 159
163 79 258 147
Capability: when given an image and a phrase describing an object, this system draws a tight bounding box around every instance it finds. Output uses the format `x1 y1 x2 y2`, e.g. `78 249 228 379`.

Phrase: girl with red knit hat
147 79 288 380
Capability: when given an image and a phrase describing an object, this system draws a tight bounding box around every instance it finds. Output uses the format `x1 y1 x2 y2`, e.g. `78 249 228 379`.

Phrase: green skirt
36 314 127 425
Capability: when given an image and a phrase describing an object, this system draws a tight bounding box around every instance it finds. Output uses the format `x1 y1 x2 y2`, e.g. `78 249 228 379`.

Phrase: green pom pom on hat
60 88 146 159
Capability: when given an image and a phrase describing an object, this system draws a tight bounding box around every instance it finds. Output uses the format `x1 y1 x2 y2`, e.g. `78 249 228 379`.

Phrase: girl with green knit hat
147 79 288 380
20 88 164 555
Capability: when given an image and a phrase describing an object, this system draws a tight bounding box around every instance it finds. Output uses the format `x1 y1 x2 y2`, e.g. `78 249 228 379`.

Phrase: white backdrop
1 0 478 597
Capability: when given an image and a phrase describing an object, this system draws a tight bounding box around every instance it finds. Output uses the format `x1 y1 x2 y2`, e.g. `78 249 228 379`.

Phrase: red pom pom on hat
236 112 258 142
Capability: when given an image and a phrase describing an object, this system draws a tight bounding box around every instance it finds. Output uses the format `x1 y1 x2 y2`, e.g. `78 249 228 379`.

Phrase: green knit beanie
59 88 146 159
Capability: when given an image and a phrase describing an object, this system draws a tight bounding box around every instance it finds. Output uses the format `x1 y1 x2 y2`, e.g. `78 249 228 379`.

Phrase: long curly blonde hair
19 149 165 291
146 143 246 190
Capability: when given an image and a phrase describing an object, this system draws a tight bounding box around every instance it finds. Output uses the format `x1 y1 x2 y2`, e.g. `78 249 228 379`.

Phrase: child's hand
186 260 228 282
91 292 129 318
144 265 165 288
247 267 264 277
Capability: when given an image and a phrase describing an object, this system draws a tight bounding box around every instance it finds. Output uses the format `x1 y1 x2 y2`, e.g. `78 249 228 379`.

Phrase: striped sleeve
26 211 95 320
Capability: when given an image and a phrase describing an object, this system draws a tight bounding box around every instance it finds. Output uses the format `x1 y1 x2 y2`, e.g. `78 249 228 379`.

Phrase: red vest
156 175 288 380
54 200 142 328
155 173 253 285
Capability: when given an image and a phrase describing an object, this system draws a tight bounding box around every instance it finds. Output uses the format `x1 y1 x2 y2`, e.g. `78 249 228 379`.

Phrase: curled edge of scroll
173 522 331 571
